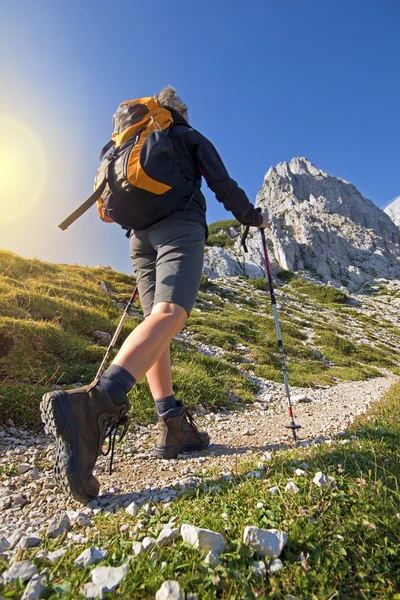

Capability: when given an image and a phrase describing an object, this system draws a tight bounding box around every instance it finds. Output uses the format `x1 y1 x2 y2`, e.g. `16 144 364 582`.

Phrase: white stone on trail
269 486 279 495
243 527 288 559
142 537 157 552
91 565 128 592
155 580 184 600
252 560 266 579
18 463 32 474
285 481 299 494
313 472 329 488
21 574 45 600
74 547 108 568
132 541 143 555
181 524 225 555
156 527 180 547
204 550 220 567
2 560 38 583
125 500 139 517
47 548 67 563
268 558 284 572
291 395 312 404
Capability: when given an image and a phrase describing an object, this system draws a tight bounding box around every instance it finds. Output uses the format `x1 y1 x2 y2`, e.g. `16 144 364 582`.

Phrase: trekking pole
259 228 301 442
95 285 138 381
241 223 301 443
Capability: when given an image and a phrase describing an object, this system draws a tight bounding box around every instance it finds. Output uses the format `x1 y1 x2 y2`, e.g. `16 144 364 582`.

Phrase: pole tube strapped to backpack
58 178 107 231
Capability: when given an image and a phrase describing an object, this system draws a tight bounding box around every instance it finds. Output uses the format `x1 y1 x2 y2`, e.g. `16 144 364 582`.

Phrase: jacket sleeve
194 130 263 227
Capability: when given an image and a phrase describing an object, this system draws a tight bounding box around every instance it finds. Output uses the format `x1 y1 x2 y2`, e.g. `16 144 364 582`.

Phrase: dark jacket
166 108 263 228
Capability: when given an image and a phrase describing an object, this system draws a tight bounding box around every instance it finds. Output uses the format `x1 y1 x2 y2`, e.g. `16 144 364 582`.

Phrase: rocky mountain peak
203 158 400 291
384 196 400 227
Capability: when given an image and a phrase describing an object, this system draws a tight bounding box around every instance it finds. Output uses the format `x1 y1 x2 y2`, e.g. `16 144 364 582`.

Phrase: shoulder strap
58 178 107 231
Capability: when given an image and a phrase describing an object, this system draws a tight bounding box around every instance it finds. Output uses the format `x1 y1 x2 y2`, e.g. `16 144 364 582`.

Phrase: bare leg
112 302 187 382
146 346 173 401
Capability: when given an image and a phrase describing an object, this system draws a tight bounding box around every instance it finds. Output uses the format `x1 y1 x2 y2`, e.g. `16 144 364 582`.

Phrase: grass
1 382 399 599
206 219 241 249
1 249 399 428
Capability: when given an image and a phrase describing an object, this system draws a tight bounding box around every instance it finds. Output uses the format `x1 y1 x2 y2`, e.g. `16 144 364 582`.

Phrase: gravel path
0 373 397 548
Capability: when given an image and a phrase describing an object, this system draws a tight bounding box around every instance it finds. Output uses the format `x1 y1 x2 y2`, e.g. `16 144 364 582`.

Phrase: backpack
59 97 192 231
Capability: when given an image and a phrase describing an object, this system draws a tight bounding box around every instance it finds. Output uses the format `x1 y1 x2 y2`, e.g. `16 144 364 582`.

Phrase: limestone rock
313 471 329 488
18 463 32 474
0 537 10 552
125 500 139 516
142 537 157 552
46 515 71 539
74 547 108 568
243 526 288 558
181 524 225 554
268 558 284 573
21 574 45 600
2 560 38 583
155 580 184 600
384 196 400 228
47 548 67 563
91 565 128 592
18 536 41 549
204 550 220 568
156 527 180 547
132 541 143 555
82 582 105 599
285 481 299 494
252 560 266 579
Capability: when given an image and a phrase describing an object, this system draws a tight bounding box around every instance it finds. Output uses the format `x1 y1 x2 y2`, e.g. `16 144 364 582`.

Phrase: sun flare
0 116 47 224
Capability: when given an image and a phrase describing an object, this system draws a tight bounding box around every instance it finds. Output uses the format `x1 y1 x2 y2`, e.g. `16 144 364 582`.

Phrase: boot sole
153 442 209 460
40 391 95 504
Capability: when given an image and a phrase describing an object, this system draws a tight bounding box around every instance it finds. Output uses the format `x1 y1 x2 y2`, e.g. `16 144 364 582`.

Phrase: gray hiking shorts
130 218 206 317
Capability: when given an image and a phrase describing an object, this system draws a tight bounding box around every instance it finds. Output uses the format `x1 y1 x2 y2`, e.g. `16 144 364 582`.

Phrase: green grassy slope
0 250 399 429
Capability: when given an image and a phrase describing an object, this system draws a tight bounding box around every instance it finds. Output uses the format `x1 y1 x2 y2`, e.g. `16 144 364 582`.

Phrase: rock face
384 196 400 228
204 158 400 291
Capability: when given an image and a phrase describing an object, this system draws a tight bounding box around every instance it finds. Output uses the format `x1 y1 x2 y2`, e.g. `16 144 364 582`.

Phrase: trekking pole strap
241 226 250 253
58 178 107 231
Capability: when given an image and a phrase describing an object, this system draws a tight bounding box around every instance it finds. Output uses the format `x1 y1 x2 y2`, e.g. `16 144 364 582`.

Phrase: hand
258 207 269 228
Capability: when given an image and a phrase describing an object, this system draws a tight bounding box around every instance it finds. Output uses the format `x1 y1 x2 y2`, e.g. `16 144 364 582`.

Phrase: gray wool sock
155 394 177 415
99 364 135 405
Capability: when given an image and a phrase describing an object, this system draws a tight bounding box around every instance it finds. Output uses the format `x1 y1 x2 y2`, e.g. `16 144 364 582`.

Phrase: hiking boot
40 382 130 504
154 401 210 459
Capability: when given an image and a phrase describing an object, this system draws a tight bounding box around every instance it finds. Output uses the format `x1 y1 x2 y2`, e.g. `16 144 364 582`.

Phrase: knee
151 302 188 332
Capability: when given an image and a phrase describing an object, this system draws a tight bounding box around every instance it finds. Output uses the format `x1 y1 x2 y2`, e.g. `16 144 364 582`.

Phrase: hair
157 86 188 115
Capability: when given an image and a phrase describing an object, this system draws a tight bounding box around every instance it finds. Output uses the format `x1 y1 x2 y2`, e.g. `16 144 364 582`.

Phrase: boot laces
184 408 200 433
100 412 130 475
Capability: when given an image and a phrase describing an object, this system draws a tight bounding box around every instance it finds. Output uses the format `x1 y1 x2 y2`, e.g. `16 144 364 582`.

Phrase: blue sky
1 0 399 274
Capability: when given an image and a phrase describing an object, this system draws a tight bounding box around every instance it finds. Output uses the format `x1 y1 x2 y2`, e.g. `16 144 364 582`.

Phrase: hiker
41 86 269 503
